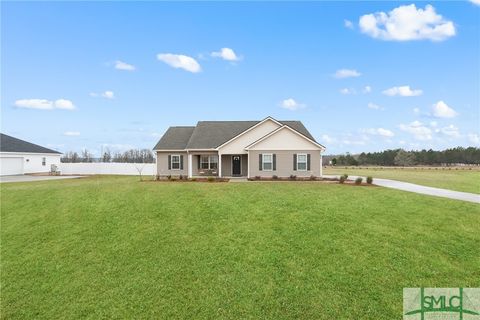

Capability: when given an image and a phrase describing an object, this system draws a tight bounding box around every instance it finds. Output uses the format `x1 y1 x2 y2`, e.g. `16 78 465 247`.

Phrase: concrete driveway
0 175 84 183
324 175 480 204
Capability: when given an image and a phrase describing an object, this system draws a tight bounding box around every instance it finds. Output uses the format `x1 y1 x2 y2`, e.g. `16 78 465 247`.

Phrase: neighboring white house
0 133 61 176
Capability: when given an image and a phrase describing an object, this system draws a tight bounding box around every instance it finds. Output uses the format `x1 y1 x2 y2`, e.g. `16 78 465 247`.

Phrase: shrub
167 175 172 180
289 175 297 181
170 178 177 182
339 175 346 184
355 177 363 185
342 174 348 179
309 175 317 181
155 175 161 181
366 176 373 184
207 177 215 182
190 178 197 182
272 175 278 180
179 174 185 180
254 176 261 180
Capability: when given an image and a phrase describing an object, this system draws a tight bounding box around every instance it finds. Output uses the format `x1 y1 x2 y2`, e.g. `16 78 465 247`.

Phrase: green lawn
1 176 479 319
324 167 480 194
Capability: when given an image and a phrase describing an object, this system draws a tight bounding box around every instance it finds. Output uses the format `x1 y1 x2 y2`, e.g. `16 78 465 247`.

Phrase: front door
232 155 241 176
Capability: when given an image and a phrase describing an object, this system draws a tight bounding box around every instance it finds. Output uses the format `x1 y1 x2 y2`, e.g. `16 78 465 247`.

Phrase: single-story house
0 133 61 176
153 117 326 178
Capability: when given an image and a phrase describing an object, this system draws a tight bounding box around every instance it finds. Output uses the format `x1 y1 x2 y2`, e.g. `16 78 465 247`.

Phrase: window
42 157 46 166
209 156 218 170
297 154 307 171
171 155 180 170
262 154 273 171
201 155 218 170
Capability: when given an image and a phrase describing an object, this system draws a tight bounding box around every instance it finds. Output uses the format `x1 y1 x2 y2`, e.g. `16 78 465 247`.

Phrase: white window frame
297 153 307 171
200 155 218 170
262 153 273 171
171 154 181 170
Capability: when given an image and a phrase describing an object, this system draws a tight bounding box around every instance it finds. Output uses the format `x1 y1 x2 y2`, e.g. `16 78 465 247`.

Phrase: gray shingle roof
153 126 196 150
1 133 61 154
154 119 317 150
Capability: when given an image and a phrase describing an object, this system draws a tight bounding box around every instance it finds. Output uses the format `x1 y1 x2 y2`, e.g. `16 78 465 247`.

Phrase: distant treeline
61 149 155 163
330 147 480 166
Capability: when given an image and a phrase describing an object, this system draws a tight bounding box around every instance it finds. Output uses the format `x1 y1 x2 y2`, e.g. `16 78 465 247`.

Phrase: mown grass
1 176 479 319
324 167 480 194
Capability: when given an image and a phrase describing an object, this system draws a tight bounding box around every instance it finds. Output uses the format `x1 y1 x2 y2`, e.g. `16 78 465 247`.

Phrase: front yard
1 176 479 319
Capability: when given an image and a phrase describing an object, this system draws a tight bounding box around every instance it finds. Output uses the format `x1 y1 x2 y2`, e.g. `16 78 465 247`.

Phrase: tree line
61 149 155 163
331 147 480 166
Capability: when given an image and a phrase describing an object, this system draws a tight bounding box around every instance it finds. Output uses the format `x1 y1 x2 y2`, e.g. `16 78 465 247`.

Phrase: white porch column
218 153 222 177
320 151 323 177
188 153 193 178
247 151 250 179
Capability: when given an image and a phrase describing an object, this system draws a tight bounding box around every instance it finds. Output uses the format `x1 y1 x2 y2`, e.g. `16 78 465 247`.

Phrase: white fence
59 163 156 176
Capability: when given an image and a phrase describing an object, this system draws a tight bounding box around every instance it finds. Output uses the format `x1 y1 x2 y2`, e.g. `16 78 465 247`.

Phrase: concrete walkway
0 175 84 183
324 175 480 204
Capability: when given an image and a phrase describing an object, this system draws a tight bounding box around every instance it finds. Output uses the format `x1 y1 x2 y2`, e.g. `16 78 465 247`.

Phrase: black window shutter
198 156 201 169
293 154 297 171
180 155 184 170
168 155 171 170
273 154 276 171
259 154 262 171
307 154 311 170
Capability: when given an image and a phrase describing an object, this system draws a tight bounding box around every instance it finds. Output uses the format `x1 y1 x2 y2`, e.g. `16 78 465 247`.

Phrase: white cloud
64 131 80 136
339 88 356 95
102 91 114 99
114 60 136 71
321 134 335 144
90 91 115 99
359 4 456 42
334 69 361 79
54 99 75 110
470 0 480 6
14 98 75 110
280 98 305 111
468 133 480 145
382 85 423 97
429 121 438 127
362 128 394 137
367 102 382 110
14 99 53 110
344 19 354 29
211 48 241 61
413 107 421 114
363 85 372 93
437 125 460 138
157 53 201 73
432 100 457 118
399 120 432 140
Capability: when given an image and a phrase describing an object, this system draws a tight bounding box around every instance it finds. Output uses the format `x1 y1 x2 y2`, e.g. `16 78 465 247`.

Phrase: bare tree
102 148 112 163
81 149 93 163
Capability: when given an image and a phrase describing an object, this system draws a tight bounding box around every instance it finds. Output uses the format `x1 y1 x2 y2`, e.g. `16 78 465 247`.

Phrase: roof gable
0 133 61 154
245 125 325 151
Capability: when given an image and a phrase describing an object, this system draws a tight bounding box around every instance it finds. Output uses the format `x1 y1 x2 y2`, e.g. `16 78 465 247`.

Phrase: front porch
188 153 248 178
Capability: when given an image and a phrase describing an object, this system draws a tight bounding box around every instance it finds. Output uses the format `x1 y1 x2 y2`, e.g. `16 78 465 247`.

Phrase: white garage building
0 133 62 176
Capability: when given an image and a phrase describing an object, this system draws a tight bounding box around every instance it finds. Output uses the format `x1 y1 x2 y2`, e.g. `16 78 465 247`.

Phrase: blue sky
2 1 479 155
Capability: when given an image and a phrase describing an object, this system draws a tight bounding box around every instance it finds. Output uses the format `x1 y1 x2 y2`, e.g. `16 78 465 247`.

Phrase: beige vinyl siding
248 150 321 178
156 151 188 176
247 126 321 151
